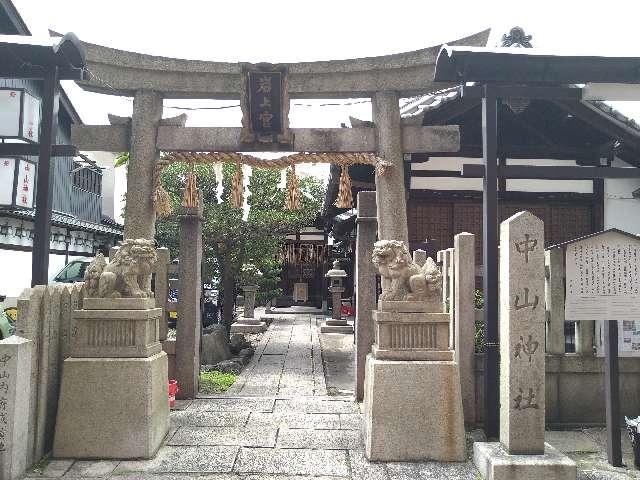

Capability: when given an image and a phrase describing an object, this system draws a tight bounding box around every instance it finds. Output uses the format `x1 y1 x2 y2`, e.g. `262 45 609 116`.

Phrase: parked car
166 284 221 329
51 258 92 283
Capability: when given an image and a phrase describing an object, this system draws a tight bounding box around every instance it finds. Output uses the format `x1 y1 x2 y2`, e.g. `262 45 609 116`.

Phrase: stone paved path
24 311 640 479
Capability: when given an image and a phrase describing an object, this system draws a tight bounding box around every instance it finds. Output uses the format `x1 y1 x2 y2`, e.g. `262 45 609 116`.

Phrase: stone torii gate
70 30 488 398
71 29 489 243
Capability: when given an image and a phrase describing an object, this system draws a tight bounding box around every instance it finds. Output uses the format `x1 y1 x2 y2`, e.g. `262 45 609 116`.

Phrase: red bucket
168 379 179 408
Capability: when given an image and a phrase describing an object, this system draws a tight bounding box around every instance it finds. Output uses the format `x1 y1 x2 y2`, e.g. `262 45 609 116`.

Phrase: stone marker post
242 286 257 319
474 211 576 480
500 211 545 455
544 249 565 355
454 232 476 424
355 191 377 401
176 198 203 399
0 336 33 480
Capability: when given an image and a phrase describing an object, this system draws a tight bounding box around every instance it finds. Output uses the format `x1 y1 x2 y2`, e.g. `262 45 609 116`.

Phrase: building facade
0 0 123 303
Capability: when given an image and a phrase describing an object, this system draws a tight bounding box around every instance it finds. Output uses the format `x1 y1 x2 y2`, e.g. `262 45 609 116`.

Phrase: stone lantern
321 260 353 333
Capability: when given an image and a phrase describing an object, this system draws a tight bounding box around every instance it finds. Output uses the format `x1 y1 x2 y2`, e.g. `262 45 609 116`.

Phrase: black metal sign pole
604 319 622 466
32 67 60 286
482 85 500 438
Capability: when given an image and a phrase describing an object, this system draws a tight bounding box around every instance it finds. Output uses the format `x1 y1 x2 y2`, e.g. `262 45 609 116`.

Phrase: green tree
154 162 325 330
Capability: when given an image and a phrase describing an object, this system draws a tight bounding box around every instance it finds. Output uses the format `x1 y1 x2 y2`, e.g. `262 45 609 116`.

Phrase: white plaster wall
604 158 640 234
86 151 125 224
0 251 67 304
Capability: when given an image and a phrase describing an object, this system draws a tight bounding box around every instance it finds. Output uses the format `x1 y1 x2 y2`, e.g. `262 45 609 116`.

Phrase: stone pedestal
363 355 465 461
474 443 576 480
363 301 465 461
230 286 267 333
230 318 267 334
321 286 353 334
53 298 169 459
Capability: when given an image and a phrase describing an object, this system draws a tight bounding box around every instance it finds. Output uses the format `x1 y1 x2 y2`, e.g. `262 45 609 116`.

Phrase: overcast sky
10 0 640 177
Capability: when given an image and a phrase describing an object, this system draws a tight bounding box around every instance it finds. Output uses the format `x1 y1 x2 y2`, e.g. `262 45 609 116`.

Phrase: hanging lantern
335 164 353 208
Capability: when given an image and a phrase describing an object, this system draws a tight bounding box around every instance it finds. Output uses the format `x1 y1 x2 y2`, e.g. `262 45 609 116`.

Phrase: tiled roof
400 86 640 138
1 208 124 235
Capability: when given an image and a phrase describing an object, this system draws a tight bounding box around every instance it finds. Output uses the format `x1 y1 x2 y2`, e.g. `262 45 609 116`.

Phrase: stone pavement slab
276 428 363 450
247 412 341 430
171 410 250 428
64 460 119 477
273 398 360 414
110 475 240 480
348 450 390 480
188 397 275 413
546 430 601 454
26 459 74 478
386 460 477 480
234 447 350 476
114 446 238 474
339 414 362 430
168 426 278 447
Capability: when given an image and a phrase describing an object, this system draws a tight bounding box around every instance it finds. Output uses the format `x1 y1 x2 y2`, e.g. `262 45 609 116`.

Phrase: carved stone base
72 305 162 358
372 310 450 360
474 442 576 480
363 354 465 461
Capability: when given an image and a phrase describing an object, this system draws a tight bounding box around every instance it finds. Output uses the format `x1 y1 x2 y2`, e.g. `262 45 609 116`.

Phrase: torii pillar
125 90 163 240
373 91 408 243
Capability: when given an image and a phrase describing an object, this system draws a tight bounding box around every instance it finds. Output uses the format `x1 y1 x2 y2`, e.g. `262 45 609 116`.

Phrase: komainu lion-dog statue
84 239 157 298
371 239 442 303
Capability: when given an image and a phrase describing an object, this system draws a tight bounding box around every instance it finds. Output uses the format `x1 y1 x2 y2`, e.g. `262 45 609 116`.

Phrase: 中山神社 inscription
564 230 640 322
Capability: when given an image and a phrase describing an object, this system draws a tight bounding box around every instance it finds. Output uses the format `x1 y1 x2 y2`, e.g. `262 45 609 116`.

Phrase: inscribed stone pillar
124 90 163 240
413 249 427 267
155 247 170 342
373 91 408 243
0 336 32 480
242 286 257 319
355 191 377 401
544 249 565 355
499 211 545 455
176 199 203 399
454 232 476 424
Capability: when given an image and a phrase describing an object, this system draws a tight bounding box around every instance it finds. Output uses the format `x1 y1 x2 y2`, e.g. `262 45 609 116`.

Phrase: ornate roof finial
501 27 533 48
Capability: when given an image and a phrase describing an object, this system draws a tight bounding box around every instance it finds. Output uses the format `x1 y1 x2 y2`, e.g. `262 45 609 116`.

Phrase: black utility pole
604 319 622 466
31 67 60 286
482 85 500 439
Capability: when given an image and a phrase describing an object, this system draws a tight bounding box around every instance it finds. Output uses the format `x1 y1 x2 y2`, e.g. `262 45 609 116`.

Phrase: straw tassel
181 162 199 208
231 160 244 208
285 164 300 210
154 186 172 217
335 164 353 208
